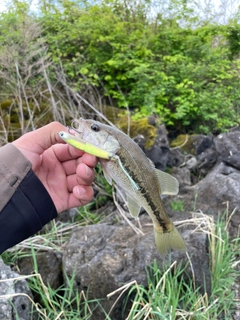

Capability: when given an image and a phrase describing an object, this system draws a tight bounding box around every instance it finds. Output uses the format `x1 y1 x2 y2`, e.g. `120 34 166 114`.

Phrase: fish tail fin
154 225 187 256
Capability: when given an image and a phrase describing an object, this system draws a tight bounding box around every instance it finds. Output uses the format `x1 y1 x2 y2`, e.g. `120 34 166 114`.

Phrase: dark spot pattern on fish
117 151 169 233
140 185 169 233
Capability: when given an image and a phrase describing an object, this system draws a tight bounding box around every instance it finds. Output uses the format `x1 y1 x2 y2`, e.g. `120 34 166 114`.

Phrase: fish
66 118 187 256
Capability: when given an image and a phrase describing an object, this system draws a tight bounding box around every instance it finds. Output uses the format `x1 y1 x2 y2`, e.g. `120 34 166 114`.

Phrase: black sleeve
0 169 58 254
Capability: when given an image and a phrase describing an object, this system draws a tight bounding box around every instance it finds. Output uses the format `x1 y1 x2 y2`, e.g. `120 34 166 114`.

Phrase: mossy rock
117 115 157 149
171 134 204 154
0 100 14 110
96 105 126 124
0 99 55 142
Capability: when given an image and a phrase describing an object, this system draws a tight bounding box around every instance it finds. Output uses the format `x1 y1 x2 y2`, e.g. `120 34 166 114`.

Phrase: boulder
145 124 170 171
168 162 240 239
0 257 33 320
170 167 192 189
62 215 210 320
17 250 62 289
171 134 214 155
170 134 218 179
193 162 240 237
167 148 185 167
194 135 215 156
196 147 218 174
214 130 240 170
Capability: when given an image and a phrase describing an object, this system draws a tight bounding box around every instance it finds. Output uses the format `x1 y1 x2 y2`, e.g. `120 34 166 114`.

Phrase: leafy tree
1 0 240 134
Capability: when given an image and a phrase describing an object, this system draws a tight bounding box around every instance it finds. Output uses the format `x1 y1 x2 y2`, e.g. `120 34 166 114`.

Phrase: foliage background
0 0 240 138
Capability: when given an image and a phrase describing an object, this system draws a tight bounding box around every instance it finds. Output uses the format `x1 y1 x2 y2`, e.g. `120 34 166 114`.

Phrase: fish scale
115 146 168 222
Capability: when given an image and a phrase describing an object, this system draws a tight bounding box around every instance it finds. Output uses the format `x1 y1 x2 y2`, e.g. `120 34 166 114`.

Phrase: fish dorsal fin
102 167 112 185
127 195 141 218
155 169 179 195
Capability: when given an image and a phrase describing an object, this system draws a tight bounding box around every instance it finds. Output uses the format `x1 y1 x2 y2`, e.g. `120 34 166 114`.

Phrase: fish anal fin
155 169 179 195
127 195 141 218
154 225 186 256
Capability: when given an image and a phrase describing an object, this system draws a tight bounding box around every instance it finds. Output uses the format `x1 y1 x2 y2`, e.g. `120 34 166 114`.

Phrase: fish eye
91 124 100 132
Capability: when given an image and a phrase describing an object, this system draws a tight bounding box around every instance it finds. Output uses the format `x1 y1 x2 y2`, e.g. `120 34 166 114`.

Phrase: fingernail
85 164 91 177
76 186 86 196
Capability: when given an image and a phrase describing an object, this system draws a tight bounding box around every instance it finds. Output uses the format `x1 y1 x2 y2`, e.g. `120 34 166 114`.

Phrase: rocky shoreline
1 123 240 319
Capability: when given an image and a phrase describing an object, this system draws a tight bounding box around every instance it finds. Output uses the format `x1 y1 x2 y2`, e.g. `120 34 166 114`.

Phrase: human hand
12 122 97 213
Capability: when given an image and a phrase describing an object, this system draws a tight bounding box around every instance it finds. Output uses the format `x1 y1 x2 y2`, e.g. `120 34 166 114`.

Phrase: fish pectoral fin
108 147 121 159
102 167 112 185
127 195 141 218
113 155 140 191
155 169 179 195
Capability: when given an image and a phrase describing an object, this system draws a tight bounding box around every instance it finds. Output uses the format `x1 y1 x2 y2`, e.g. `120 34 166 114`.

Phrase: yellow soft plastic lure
58 131 113 159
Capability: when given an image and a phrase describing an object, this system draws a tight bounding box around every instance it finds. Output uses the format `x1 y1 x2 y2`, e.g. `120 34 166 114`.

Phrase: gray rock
190 162 240 237
132 134 146 152
0 257 33 320
62 215 210 320
170 167 192 189
194 135 215 156
18 250 62 289
146 145 169 171
215 130 240 170
145 124 170 171
196 147 218 175
167 148 185 167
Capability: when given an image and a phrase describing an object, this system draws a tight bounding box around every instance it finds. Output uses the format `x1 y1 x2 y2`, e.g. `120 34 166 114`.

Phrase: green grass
170 200 185 212
1 212 239 320
27 272 99 319
118 214 239 320
75 164 114 224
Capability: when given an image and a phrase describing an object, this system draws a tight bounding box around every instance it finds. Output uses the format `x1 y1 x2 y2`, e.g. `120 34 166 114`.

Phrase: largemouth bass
63 118 186 256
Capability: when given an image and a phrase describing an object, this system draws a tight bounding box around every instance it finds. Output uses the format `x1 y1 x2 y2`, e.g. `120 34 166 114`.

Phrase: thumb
13 122 68 155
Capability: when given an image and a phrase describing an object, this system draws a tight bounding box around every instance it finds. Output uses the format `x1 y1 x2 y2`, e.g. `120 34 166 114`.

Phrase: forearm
0 143 32 211
0 144 57 253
